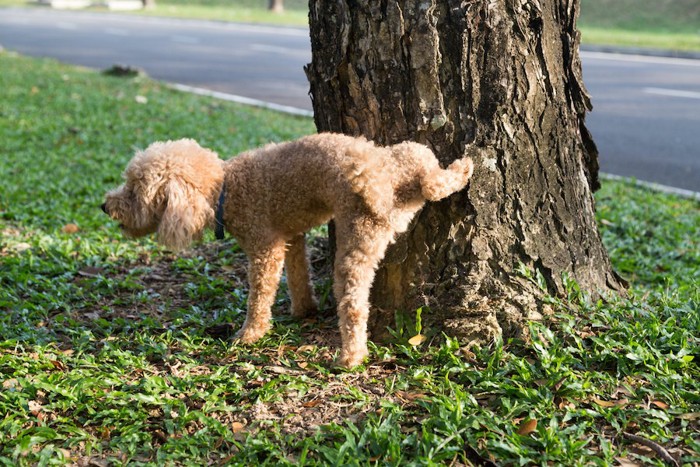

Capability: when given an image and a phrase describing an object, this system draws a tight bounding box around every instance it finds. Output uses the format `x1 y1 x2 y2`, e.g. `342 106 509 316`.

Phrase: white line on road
581 51 700 67
56 22 78 30
167 83 314 118
171 35 200 44
250 43 309 56
104 28 130 36
644 87 700 100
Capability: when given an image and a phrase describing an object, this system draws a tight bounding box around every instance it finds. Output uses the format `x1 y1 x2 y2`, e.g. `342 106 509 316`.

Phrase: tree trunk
269 0 284 14
305 0 625 343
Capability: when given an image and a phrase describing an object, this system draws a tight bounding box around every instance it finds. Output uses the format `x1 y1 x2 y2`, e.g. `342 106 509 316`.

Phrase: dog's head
102 139 225 251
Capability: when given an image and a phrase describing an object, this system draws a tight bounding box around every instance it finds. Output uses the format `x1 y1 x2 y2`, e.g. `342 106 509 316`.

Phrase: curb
166 83 314 118
599 174 700 201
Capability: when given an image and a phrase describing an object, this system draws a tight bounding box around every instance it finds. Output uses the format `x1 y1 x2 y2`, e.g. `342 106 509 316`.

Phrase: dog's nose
100 203 108 214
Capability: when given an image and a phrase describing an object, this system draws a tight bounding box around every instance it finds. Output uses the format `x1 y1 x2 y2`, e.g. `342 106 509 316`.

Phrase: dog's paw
291 302 319 318
336 347 369 369
233 327 266 344
448 157 474 178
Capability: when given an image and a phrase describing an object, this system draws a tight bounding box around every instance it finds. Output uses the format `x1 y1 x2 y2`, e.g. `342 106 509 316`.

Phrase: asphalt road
1 8 699 191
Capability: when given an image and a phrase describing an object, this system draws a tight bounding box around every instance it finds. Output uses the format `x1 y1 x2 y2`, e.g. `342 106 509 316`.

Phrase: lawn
578 0 700 51
136 0 308 28
1 52 699 466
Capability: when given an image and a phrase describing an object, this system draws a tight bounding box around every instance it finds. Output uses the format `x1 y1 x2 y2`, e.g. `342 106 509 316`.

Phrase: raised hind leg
420 157 474 201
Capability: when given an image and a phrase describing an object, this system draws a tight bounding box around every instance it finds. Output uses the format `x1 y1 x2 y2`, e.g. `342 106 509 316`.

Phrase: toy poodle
102 133 474 367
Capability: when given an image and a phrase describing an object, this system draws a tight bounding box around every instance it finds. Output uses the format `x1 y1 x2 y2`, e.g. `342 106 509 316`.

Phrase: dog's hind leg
285 234 318 318
333 216 394 368
420 157 474 201
235 241 286 343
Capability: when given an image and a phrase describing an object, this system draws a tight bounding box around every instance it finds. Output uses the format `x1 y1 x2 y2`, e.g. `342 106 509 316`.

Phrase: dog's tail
420 156 474 202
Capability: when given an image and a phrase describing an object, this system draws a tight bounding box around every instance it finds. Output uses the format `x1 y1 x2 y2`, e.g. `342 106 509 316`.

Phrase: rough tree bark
305 0 625 343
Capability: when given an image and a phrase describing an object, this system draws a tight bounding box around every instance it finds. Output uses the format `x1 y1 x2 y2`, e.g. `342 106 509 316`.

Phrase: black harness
214 184 226 240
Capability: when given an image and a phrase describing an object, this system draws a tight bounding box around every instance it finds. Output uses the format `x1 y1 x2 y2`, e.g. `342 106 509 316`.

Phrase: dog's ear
157 178 212 251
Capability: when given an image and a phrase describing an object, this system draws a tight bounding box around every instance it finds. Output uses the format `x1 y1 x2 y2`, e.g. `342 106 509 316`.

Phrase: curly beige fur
103 133 474 368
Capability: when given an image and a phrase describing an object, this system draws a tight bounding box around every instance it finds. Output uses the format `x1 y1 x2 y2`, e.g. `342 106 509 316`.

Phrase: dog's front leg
235 242 287 343
285 234 319 318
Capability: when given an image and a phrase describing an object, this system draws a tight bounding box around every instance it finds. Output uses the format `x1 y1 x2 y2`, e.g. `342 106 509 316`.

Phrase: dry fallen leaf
11 242 31 253
50 360 68 371
302 399 323 408
552 376 567 392
28 400 43 416
557 399 576 411
516 418 538 435
267 365 292 375
2 378 19 390
62 223 79 234
396 390 427 402
651 400 669 410
592 397 616 408
459 346 476 360
615 456 643 467
231 422 246 433
77 266 104 278
407 334 426 346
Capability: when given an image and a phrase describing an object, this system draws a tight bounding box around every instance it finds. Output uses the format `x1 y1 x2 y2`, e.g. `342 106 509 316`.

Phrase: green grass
579 27 700 52
579 0 700 51
0 0 310 26
580 0 699 32
1 52 699 466
137 0 308 27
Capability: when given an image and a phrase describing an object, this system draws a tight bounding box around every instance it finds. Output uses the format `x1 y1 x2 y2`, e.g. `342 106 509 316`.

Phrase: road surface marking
644 87 700 100
57 22 78 30
104 28 130 36
171 35 200 44
250 43 310 57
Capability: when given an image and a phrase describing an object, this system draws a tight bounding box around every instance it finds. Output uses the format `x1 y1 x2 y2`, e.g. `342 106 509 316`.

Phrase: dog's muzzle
100 203 108 214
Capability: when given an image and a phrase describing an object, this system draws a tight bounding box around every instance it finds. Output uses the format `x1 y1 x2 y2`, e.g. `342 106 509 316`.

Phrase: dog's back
223 133 470 237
